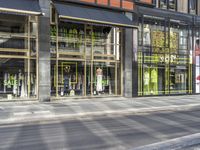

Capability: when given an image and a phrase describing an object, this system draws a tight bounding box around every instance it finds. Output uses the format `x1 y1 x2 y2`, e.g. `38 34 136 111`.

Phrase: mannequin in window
151 68 158 95
143 24 151 46
63 66 70 95
143 69 150 95
96 67 103 95
18 69 23 97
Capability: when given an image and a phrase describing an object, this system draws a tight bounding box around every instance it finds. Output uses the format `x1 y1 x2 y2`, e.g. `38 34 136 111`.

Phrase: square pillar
123 28 133 97
38 0 51 101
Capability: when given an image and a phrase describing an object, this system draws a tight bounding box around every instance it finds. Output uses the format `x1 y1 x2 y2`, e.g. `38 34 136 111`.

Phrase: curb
132 133 200 150
0 103 199 125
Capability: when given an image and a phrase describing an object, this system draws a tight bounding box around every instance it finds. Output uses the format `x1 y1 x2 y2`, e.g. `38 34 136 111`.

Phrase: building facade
135 0 200 96
0 0 199 101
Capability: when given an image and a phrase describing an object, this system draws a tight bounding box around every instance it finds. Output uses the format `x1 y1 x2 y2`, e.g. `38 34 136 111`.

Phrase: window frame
158 0 177 11
188 0 198 15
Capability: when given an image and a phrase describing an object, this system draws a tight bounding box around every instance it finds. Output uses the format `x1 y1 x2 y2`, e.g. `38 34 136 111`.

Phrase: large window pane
58 23 85 54
160 0 168 9
170 67 188 94
0 14 38 100
143 65 165 95
30 59 37 98
50 21 122 98
0 59 28 100
169 0 176 10
51 60 85 97
93 62 116 96
195 30 200 93
138 17 191 96
189 0 197 14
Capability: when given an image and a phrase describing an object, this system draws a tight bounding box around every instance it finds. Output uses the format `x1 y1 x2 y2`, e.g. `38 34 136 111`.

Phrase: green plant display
170 32 178 53
151 30 178 64
50 25 56 36
152 31 165 48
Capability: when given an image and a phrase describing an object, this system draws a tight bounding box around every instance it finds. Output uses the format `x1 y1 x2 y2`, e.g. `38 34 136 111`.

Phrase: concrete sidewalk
0 95 200 124
132 133 200 150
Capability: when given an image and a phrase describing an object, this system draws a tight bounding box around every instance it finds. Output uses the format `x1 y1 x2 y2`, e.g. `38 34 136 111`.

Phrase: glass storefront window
51 60 85 97
138 16 192 96
169 0 176 10
0 17 26 52
0 59 27 99
143 24 151 46
51 21 122 98
0 58 37 100
170 66 188 94
159 0 168 9
195 30 200 93
189 0 197 14
158 0 177 11
93 26 114 55
93 62 116 96
0 14 38 100
58 23 85 54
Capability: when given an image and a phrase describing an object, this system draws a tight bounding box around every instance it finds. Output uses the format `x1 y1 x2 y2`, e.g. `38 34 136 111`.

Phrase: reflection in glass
93 62 116 96
0 59 37 100
195 30 200 93
170 67 188 94
138 17 191 96
51 61 84 97
50 22 122 97
160 0 168 9
169 0 176 10
189 0 197 14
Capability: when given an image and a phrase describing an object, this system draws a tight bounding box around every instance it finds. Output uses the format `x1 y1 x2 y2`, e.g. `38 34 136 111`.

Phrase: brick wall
79 0 134 11
138 0 152 4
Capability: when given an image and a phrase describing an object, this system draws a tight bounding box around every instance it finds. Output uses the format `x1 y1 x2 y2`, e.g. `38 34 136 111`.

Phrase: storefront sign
4 75 18 88
160 55 177 63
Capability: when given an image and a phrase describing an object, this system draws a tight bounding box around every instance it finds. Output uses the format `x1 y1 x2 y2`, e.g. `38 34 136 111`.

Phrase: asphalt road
1 108 200 150
181 144 200 150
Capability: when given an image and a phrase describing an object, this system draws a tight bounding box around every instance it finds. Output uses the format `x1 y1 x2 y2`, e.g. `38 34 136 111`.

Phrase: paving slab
0 95 200 124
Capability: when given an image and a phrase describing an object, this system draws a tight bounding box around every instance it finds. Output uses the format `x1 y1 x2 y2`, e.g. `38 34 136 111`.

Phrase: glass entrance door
143 65 166 95
169 66 188 94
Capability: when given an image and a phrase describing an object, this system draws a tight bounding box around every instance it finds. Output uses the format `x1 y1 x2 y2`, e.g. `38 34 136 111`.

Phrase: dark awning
138 6 193 23
0 0 41 15
54 3 136 28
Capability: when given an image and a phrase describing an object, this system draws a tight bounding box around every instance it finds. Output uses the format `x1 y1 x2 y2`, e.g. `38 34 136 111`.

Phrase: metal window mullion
84 24 87 96
141 15 144 96
114 28 117 95
167 18 171 95
167 0 169 9
36 16 39 100
188 25 191 94
91 25 94 96
56 20 59 97
120 28 123 96
27 16 31 98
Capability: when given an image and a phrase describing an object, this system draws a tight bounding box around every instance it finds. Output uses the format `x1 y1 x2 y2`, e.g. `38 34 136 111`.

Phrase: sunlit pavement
0 95 200 124
1 107 200 150
0 95 200 149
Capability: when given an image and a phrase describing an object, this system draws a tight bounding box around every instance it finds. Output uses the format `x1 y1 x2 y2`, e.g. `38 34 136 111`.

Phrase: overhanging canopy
0 0 41 15
54 3 136 28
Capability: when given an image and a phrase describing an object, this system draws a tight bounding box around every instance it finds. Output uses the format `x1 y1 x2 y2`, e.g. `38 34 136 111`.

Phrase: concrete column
38 0 51 101
132 29 138 97
123 28 133 97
